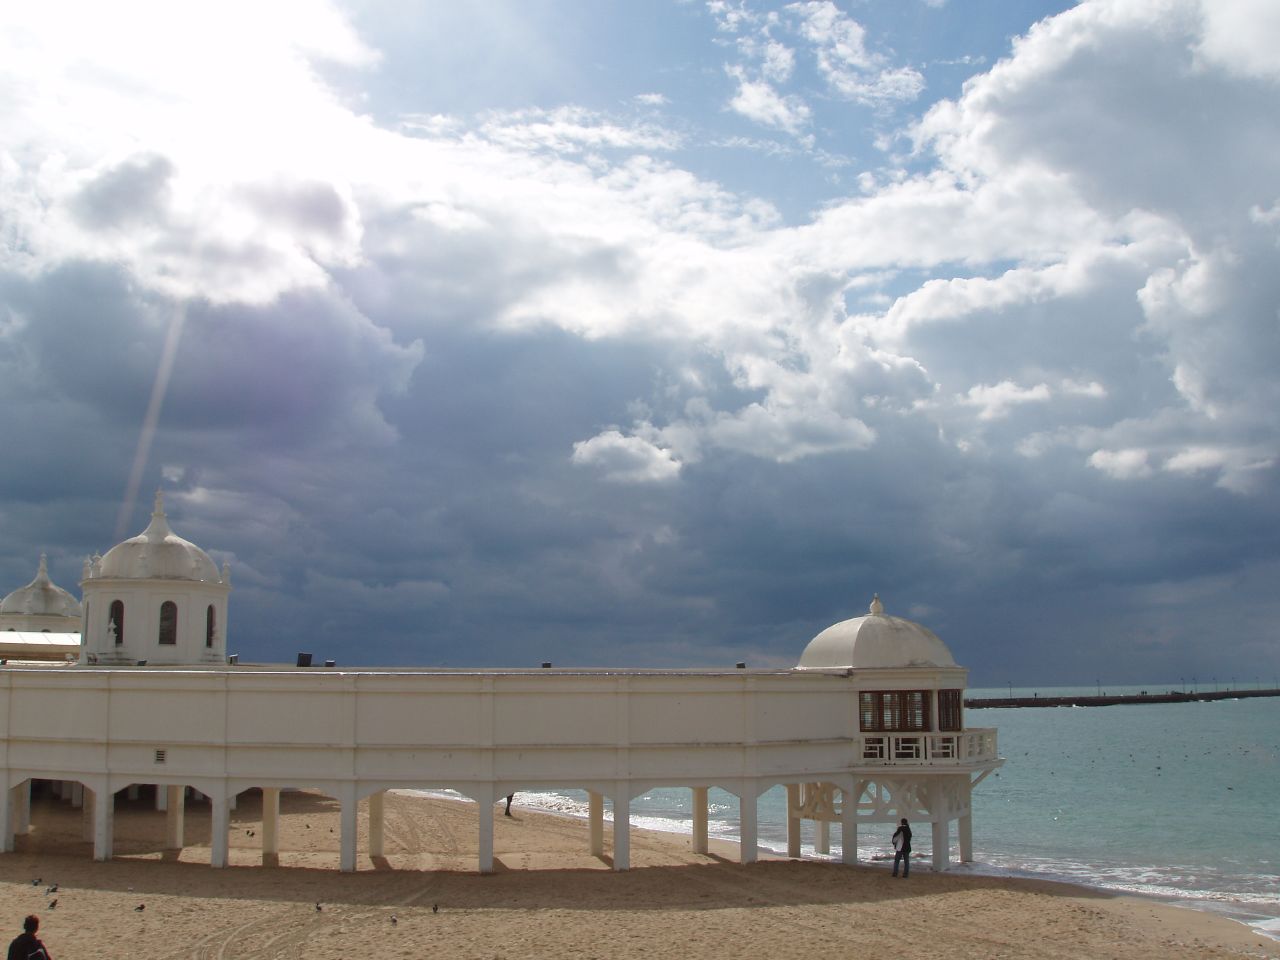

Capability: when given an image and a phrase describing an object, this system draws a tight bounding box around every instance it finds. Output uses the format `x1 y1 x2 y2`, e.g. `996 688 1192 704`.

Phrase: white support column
230 791 238 811
164 785 184 849
958 812 973 862
209 791 230 868
91 786 113 862
81 789 94 842
127 784 140 801
739 783 758 865
70 782 83 808
0 781 13 853
612 788 631 871
692 787 708 855
816 819 831 856
840 786 857 865
368 790 385 859
475 784 496 874
261 788 280 860
588 791 604 857
931 817 949 872
339 783 358 873
786 784 801 858
156 785 168 812
14 780 30 835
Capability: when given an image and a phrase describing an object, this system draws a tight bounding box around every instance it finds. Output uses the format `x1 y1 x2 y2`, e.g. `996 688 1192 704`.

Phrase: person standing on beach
891 818 912 878
8 915 50 960
504 794 514 816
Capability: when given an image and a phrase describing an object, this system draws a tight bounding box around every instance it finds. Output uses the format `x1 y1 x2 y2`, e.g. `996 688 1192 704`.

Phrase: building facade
0 500 1002 873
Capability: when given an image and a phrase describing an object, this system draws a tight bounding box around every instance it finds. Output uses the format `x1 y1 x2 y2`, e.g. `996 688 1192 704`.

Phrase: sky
2 0 1279 685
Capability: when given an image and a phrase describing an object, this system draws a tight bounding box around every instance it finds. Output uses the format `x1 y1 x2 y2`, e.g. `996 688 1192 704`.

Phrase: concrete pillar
692 787 708 855
127 784 140 801
81 789 94 842
210 792 230 868
840 787 857 865
612 789 630 871
931 818 949 872
70 782 83 808
164 785 185 849
786 784 801 858
0 781 13 853
230 792 238 811
339 784 358 873
958 812 973 862
588 791 604 857
156 785 168 812
368 790 385 858
739 784 758 865
91 787 113 862
261 788 280 858
14 781 31 835
475 784 496 874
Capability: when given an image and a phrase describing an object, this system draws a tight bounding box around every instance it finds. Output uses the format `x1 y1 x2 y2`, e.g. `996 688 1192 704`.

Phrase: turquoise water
471 688 1280 938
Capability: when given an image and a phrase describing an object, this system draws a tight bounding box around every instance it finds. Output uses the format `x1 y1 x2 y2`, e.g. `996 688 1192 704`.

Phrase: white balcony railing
856 728 998 765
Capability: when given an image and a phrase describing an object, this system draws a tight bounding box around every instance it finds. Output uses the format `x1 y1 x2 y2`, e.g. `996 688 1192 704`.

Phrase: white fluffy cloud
572 431 682 483
788 1 925 105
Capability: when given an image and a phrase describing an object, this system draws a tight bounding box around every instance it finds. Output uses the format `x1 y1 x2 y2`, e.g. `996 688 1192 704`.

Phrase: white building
0 498 1002 873
0 555 81 662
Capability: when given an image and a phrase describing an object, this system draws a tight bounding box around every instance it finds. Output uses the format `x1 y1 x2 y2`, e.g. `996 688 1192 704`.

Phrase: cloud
726 67 812 134
787 1 925 105
1088 448 1152 480
960 380 1051 421
2 0 1280 683
572 430 683 483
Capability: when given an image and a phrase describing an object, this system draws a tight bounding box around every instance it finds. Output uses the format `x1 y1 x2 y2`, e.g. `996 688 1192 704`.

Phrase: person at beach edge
8 915 50 960
891 819 912 878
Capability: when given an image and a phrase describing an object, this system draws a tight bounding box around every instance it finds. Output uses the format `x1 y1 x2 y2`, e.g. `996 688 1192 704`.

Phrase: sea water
430 687 1280 940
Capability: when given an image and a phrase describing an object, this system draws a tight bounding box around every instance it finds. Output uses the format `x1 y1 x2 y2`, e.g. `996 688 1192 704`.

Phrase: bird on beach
315 902 322 913
47 900 56 910
44 884 57 895
432 904 438 914
390 915 397 926
31 878 41 886
134 904 145 912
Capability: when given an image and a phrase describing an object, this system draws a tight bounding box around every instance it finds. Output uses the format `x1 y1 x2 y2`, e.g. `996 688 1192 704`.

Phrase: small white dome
96 492 221 582
796 595 956 670
0 555 82 617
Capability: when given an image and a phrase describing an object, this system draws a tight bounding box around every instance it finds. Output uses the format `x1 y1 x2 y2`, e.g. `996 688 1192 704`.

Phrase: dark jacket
892 823 912 854
8 932 50 960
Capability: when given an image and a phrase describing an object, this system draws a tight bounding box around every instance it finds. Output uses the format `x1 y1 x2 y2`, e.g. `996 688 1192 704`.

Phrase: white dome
96 492 221 582
796 595 956 670
0 555 81 617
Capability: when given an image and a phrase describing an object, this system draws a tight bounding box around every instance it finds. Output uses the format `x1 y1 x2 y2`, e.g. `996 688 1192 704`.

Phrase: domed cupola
0 555 83 632
81 491 230 666
97 494 222 582
796 594 957 671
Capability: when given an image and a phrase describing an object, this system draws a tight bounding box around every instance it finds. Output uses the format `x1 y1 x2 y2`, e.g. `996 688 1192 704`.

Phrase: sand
0 788 1274 960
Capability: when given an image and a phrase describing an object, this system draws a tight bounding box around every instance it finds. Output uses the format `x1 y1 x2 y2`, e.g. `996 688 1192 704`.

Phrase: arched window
158 601 177 645
205 605 216 648
109 600 124 646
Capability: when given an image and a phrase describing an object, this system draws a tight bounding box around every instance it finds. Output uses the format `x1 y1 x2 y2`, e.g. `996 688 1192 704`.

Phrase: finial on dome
869 594 884 616
221 560 232 585
142 490 174 542
36 554 50 581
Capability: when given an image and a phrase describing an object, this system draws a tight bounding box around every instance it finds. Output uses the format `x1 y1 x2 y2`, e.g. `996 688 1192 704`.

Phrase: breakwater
965 687 1280 709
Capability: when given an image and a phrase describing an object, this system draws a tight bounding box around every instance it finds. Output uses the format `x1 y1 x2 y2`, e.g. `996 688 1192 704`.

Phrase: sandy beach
0 789 1273 960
